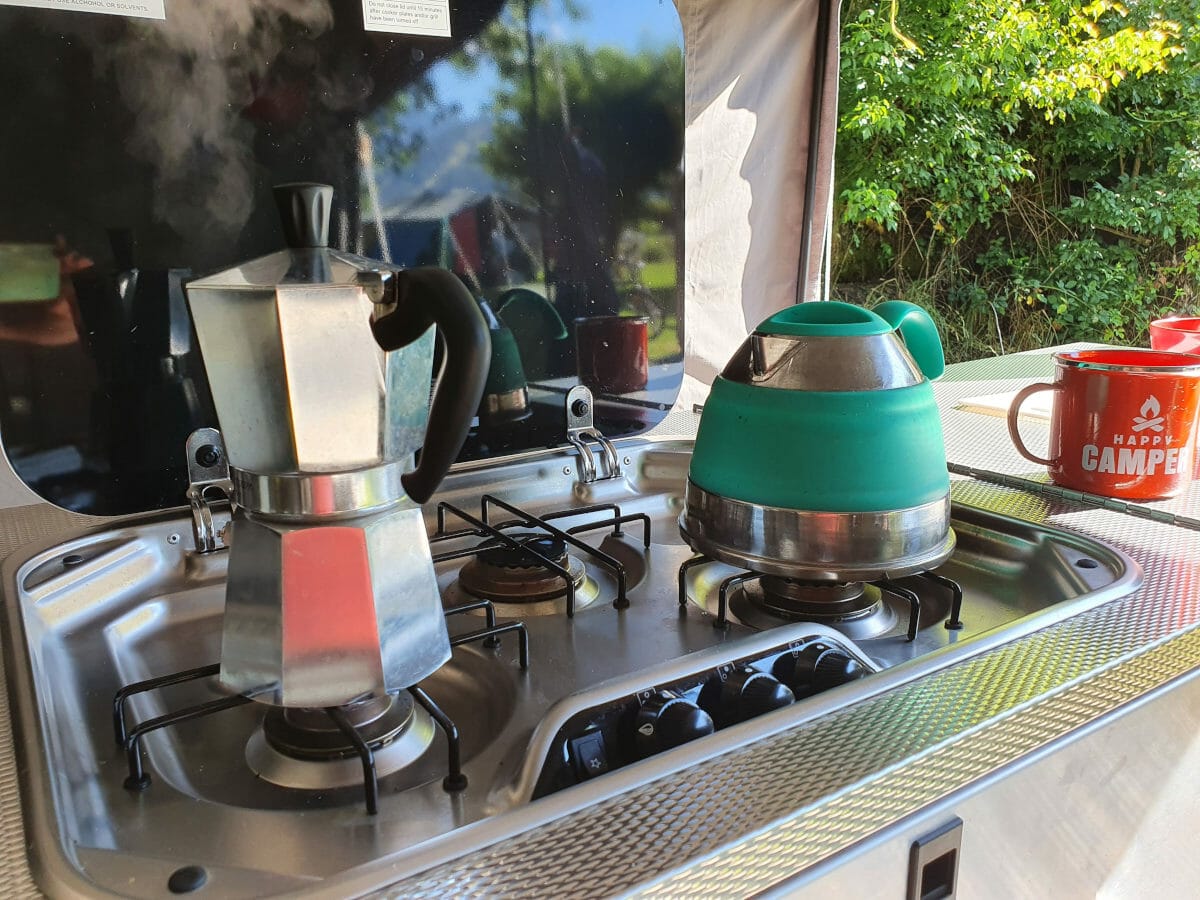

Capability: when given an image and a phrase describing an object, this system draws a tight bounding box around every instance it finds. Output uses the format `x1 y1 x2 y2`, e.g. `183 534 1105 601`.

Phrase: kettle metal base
678 480 955 582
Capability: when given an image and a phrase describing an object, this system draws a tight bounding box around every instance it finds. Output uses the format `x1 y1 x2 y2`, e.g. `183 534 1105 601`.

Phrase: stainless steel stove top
0 439 1141 898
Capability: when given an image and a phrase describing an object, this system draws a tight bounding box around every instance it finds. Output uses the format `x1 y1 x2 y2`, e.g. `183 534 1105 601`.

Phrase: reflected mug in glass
1007 349 1200 500
575 315 649 394
1150 317 1200 355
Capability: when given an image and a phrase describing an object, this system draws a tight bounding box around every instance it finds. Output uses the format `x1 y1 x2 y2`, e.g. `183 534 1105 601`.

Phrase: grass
641 260 676 291
647 315 682 363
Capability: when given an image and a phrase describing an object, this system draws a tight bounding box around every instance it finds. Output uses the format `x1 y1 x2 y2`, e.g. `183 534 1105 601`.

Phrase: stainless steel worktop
0 352 1198 898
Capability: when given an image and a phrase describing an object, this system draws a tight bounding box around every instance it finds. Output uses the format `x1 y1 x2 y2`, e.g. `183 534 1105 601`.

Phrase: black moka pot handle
372 268 491 504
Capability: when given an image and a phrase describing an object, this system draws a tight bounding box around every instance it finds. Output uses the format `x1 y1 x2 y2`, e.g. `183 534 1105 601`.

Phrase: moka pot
185 183 490 707
680 301 953 581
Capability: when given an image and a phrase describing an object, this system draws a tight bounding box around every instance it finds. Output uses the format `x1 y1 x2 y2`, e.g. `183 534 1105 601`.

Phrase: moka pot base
678 478 955 582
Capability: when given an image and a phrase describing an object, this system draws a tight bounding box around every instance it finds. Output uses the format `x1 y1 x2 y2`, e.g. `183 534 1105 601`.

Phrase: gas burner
458 533 590 606
479 534 566 569
738 580 899 641
246 694 435 791
113 601 530 815
433 496 652 616
678 557 964 644
757 578 874 619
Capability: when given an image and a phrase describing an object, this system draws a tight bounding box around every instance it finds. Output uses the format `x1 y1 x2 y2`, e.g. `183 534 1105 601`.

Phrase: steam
83 1 334 239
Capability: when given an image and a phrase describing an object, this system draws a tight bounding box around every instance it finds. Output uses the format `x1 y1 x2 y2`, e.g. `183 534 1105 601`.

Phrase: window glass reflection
0 0 683 514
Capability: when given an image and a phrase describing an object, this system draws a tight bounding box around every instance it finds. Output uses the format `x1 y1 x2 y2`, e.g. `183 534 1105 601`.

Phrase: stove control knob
633 691 715 757
735 669 795 718
699 666 794 726
774 645 867 697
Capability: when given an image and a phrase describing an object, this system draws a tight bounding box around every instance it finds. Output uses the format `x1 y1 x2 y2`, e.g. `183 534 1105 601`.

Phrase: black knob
739 671 795 717
274 182 332 249
633 691 714 757
773 645 867 697
698 666 794 726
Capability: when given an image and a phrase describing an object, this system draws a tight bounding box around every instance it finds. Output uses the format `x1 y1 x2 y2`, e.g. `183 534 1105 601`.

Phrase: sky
429 0 683 118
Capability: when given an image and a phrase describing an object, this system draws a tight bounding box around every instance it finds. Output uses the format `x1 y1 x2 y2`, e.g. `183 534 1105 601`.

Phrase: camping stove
1 439 1140 898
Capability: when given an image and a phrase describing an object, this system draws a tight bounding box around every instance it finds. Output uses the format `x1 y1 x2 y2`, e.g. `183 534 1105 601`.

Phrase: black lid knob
274 183 333 249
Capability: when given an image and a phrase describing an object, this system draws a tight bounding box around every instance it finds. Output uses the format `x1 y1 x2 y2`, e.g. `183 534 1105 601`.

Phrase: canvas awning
676 0 840 406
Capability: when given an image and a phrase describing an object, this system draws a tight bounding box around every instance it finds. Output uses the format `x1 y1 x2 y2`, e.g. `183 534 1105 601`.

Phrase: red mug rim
1055 347 1200 374
1150 317 1200 333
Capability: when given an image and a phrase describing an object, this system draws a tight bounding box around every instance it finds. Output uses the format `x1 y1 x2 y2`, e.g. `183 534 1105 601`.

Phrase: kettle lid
755 301 892 337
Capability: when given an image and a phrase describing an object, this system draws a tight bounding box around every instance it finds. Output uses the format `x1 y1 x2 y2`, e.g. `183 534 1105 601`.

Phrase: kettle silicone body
681 301 953 581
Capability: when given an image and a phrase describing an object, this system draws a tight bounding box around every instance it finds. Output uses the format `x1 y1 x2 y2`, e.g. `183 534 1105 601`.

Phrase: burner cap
758 577 871 617
263 694 415 762
247 693 436 791
478 534 567 569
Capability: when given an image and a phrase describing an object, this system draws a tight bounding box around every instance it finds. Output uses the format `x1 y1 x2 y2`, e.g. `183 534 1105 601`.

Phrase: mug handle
1006 383 1060 467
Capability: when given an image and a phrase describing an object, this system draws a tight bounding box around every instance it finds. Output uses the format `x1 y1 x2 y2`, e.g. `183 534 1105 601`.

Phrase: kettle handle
372 268 491 504
873 301 946 380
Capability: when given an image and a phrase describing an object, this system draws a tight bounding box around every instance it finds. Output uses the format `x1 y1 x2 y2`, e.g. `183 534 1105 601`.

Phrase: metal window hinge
565 385 622 484
185 428 233 553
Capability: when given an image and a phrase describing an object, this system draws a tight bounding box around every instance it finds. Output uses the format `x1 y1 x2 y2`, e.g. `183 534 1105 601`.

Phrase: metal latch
185 428 233 553
565 385 622 484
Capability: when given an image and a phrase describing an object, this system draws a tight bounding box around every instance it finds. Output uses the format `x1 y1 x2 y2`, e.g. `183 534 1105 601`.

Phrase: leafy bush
834 0 1200 360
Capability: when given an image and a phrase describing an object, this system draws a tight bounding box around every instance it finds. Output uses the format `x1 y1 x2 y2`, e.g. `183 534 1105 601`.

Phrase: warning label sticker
361 0 451 38
0 0 165 20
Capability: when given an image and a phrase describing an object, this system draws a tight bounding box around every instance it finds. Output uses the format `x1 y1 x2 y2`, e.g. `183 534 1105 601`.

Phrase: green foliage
835 0 1200 359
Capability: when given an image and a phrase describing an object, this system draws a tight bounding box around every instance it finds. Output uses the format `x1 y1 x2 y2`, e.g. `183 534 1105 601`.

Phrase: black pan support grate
676 555 965 641
111 602 529 815
431 496 652 617
111 499 649 814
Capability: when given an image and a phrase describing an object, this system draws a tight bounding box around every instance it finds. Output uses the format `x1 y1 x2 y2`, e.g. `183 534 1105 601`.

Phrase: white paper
958 390 1055 421
361 0 450 37
0 0 163 19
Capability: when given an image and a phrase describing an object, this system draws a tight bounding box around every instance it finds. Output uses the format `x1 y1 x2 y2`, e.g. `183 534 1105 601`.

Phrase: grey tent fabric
677 0 840 406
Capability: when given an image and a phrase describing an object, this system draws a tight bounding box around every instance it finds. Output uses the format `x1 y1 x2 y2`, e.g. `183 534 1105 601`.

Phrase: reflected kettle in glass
184 183 491 707
475 288 570 429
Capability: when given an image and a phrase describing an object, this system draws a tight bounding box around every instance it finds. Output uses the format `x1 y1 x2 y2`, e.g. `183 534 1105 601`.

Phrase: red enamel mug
575 315 650 395
1150 317 1200 355
1007 349 1200 500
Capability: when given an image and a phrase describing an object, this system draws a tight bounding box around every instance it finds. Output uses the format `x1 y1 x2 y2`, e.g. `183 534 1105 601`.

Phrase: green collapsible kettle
680 300 953 581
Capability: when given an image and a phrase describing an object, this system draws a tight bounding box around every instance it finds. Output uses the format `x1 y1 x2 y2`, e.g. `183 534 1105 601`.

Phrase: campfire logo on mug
1132 396 1165 433
1081 394 1190 477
